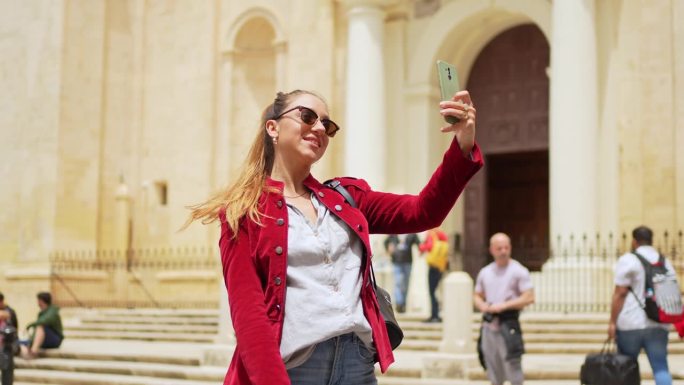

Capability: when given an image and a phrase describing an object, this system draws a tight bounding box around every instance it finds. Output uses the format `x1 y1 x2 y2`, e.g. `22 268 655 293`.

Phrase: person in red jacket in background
419 227 449 323
185 89 482 385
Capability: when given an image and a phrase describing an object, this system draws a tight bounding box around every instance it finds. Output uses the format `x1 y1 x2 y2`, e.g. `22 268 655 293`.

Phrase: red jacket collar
264 174 322 192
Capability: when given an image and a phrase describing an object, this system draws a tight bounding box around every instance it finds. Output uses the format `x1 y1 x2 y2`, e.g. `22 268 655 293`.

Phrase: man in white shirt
608 226 673 385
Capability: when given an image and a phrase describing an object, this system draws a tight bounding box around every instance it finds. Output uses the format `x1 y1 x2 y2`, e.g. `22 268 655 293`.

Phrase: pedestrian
20 292 63 359
185 89 482 385
419 227 449 322
384 233 420 314
473 232 535 385
0 292 18 330
608 226 674 385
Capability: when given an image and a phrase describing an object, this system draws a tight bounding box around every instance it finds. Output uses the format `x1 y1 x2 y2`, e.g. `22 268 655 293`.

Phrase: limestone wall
1 0 683 296
0 1 64 263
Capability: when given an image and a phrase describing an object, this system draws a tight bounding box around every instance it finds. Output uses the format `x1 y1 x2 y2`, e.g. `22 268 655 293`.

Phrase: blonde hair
184 90 316 235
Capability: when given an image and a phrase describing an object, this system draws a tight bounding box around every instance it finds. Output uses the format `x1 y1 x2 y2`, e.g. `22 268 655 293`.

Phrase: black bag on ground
580 339 640 385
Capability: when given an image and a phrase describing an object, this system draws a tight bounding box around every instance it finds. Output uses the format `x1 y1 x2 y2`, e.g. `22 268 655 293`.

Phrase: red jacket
218 138 483 385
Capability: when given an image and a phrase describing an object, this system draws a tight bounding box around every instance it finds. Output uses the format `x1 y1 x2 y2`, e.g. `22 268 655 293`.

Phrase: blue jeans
392 262 412 307
616 327 671 385
287 333 377 385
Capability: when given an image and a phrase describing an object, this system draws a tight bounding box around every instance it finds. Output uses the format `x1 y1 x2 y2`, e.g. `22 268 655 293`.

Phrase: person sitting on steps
20 292 63 359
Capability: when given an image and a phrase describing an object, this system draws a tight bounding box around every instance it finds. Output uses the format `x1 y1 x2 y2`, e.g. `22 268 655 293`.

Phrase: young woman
187 89 482 385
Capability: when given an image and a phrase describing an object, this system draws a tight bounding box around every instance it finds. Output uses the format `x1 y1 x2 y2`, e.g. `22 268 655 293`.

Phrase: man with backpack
608 225 681 385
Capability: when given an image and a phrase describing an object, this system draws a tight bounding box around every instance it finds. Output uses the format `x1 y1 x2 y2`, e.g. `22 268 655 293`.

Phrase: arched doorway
463 24 550 277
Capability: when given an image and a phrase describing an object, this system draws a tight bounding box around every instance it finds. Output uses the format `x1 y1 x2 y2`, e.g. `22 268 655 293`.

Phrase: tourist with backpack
419 227 449 322
608 226 682 385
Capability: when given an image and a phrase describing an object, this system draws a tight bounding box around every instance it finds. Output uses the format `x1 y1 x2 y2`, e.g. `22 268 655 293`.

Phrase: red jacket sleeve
344 137 483 234
219 214 290 385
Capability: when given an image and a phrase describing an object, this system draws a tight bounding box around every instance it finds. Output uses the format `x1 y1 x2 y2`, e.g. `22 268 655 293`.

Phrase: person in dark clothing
0 292 18 330
384 233 420 313
20 292 63 359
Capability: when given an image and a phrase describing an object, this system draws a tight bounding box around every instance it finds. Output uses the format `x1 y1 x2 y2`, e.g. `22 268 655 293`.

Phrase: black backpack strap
324 179 357 209
629 252 654 308
632 252 653 273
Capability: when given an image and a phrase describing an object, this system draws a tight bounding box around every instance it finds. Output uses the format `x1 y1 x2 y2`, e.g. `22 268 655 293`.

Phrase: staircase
10 309 684 385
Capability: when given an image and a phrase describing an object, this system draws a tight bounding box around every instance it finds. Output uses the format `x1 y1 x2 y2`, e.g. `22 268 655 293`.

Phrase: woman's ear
265 119 279 139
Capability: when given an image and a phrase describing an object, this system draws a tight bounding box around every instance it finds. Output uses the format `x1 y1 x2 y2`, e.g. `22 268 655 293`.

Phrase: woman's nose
311 119 326 133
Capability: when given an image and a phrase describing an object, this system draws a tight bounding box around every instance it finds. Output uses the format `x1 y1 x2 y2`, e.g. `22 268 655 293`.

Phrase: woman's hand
439 90 476 157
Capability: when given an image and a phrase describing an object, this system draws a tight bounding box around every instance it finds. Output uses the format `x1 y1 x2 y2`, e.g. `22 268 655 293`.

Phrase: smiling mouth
304 137 321 148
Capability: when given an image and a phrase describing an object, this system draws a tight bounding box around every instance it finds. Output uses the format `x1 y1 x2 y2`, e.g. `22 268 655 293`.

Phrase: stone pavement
13 337 684 385
391 347 684 383
10 308 684 384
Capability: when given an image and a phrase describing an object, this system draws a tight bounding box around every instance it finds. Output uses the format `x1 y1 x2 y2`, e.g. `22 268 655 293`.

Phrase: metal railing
528 231 683 312
48 230 684 313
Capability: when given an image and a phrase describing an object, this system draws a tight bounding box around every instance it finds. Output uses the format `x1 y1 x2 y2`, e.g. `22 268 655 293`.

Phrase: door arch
463 23 550 277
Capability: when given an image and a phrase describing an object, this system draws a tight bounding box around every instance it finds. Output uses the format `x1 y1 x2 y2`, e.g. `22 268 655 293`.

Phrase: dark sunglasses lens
300 108 318 125
323 120 339 137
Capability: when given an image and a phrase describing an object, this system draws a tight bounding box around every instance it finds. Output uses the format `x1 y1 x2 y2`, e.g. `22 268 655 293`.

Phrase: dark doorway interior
486 151 549 271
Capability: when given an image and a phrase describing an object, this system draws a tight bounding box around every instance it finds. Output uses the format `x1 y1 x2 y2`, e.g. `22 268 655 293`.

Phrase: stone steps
16 358 224 382
397 339 684 354
75 317 218 326
13 349 684 385
41 348 200 366
11 308 682 385
63 330 216 343
15 369 218 385
66 323 217 334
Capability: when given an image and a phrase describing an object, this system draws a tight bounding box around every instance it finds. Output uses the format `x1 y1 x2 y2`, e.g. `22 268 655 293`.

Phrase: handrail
50 271 86 308
126 263 161 308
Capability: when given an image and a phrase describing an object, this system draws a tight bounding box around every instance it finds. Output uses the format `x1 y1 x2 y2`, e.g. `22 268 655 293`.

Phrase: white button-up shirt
280 194 373 369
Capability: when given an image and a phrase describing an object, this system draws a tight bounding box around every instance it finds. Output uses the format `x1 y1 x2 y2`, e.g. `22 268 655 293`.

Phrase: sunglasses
275 106 340 137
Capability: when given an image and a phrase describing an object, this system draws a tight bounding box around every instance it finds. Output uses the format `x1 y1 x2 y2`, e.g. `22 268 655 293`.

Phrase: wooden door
487 151 549 270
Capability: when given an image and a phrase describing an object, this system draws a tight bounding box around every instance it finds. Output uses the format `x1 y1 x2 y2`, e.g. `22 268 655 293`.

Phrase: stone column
207 48 236 359
341 0 394 188
422 271 477 380
439 272 473 353
543 0 606 312
214 51 233 197
549 0 598 239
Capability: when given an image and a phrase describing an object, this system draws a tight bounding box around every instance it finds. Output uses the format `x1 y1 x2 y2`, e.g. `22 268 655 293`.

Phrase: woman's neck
270 163 311 196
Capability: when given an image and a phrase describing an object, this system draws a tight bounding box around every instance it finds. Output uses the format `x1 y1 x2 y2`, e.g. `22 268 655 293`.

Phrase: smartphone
436 60 461 124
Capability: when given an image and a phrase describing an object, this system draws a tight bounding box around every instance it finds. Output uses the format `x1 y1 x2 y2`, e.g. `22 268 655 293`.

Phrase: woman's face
270 93 333 166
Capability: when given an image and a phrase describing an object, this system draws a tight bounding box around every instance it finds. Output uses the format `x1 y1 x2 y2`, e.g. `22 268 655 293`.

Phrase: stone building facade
1 0 683 320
